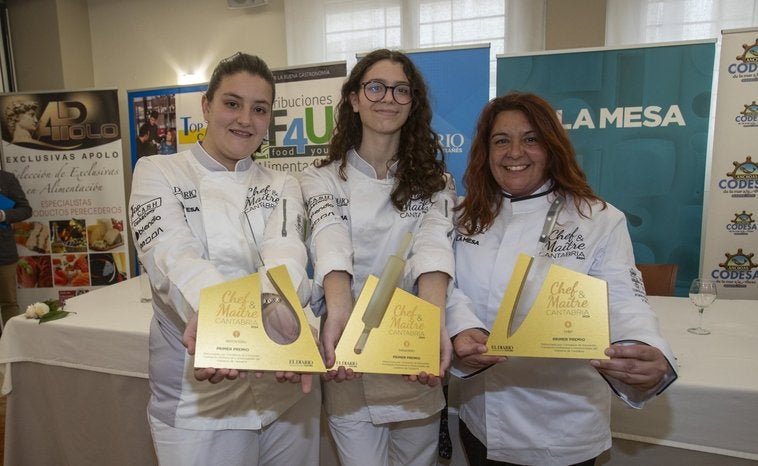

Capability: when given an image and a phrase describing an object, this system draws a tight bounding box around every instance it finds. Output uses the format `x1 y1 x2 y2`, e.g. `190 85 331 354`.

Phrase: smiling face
488 110 549 197
349 59 412 138
200 71 273 170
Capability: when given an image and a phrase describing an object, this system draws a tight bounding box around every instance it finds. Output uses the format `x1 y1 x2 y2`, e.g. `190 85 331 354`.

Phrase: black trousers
459 419 597 466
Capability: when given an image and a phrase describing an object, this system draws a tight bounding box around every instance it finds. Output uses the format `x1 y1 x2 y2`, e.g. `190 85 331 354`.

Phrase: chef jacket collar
347 148 399 180
502 180 555 202
191 142 254 172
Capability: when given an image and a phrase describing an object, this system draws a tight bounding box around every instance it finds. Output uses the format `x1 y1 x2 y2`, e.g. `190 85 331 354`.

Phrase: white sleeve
129 157 226 323
258 172 311 307
590 210 678 406
404 174 456 287
300 166 354 316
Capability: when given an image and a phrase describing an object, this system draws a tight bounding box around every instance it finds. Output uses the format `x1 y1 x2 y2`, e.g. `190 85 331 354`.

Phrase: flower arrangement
24 299 74 323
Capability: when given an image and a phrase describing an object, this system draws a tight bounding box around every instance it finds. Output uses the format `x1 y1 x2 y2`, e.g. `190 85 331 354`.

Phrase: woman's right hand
452 328 506 370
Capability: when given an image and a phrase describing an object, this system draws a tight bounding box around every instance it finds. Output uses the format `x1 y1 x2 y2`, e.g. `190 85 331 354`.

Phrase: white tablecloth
1 281 755 465
0 278 157 466
0 277 152 394
610 296 758 461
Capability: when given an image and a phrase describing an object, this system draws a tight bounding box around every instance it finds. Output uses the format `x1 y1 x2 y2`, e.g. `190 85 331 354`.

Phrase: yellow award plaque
194 264 326 372
333 275 441 375
486 254 610 359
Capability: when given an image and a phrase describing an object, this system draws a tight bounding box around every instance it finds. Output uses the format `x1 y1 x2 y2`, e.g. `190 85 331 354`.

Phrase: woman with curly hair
301 48 455 466
447 92 677 465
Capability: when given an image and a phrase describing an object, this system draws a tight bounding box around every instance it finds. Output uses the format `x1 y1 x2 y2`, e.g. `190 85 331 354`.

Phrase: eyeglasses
360 80 413 105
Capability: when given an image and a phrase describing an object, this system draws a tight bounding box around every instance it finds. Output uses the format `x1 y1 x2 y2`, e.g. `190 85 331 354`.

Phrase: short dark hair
149 110 159 120
138 123 151 138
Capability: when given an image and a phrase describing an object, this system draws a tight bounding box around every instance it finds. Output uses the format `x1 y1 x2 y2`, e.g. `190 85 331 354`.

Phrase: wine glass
688 278 717 335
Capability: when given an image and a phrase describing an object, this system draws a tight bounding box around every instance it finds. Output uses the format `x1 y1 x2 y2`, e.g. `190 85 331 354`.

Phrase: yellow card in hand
333 275 440 375
486 254 610 359
194 264 326 372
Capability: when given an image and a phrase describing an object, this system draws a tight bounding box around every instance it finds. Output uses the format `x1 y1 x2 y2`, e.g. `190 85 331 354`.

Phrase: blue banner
407 45 490 194
497 41 716 296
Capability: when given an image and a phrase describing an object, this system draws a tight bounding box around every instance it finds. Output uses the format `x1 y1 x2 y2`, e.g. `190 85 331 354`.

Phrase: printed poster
128 62 347 177
0 89 129 308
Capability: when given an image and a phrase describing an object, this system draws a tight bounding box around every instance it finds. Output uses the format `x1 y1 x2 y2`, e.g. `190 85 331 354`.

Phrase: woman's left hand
591 343 670 391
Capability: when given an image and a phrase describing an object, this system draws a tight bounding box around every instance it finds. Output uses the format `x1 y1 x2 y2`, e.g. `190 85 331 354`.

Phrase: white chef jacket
300 149 455 423
446 185 677 465
129 143 312 430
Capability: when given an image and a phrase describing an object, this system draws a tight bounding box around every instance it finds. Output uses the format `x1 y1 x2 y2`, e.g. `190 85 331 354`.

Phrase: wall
545 0 606 49
6 0 66 90
3 0 604 205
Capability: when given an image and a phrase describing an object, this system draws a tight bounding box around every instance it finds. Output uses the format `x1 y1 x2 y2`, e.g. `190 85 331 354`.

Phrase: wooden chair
636 263 679 296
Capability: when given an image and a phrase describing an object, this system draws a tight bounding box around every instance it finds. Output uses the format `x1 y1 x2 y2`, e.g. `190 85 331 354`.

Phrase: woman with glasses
301 48 455 466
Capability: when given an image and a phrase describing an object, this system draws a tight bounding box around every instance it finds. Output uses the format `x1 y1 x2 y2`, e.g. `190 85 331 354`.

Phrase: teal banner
497 41 716 296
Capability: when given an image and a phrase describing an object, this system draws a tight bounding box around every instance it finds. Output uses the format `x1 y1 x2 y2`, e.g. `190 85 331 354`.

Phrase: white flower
25 302 50 319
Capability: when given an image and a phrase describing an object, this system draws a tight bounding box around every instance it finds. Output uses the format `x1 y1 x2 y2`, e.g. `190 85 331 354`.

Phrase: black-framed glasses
360 80 413 105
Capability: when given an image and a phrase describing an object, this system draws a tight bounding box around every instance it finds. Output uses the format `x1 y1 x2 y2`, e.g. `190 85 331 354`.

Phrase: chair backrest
636 263 679 296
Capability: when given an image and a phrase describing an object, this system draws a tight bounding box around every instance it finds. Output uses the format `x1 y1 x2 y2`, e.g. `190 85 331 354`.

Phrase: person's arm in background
0 171 33 224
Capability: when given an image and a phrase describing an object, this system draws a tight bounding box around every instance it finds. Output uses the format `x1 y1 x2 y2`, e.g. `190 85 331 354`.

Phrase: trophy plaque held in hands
486 254 610 359
334 232 441 375
193 265 326 372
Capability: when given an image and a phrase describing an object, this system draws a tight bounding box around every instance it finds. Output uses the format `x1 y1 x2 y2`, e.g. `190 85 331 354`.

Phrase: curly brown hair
456 92 605 235
316 49 447 209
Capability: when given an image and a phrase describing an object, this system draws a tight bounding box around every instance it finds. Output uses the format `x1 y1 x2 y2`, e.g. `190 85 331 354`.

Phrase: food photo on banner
497 40 716 296
128 84 208 168
0 89 130 309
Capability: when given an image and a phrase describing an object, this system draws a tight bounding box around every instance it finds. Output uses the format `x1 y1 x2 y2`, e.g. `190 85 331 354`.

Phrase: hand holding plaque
486 254 610 359
193 264 326 372
333 233 441 375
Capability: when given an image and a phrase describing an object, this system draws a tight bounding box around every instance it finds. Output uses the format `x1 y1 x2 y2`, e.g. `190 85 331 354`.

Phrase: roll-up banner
406 45 491 193
0 89 130 309
701 28 758 299
497 41 716 296
127 62 347 177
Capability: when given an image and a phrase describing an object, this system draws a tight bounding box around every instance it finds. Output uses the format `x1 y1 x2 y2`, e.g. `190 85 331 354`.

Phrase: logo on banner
557 106 685 130
727 38 758 81
726 211 757 236
718 156 758 198
269 103 333 158
713 249 758 287
438 133 465 154
736 101 758 127
1 98 120 150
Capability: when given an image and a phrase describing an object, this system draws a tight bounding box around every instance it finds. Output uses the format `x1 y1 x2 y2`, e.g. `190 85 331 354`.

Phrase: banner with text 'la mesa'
497 41 716 296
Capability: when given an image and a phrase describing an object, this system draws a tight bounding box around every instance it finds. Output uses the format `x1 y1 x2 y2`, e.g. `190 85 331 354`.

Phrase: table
602 296 758 465
0 277 157 466
2 283 756 465
447 296 758 466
